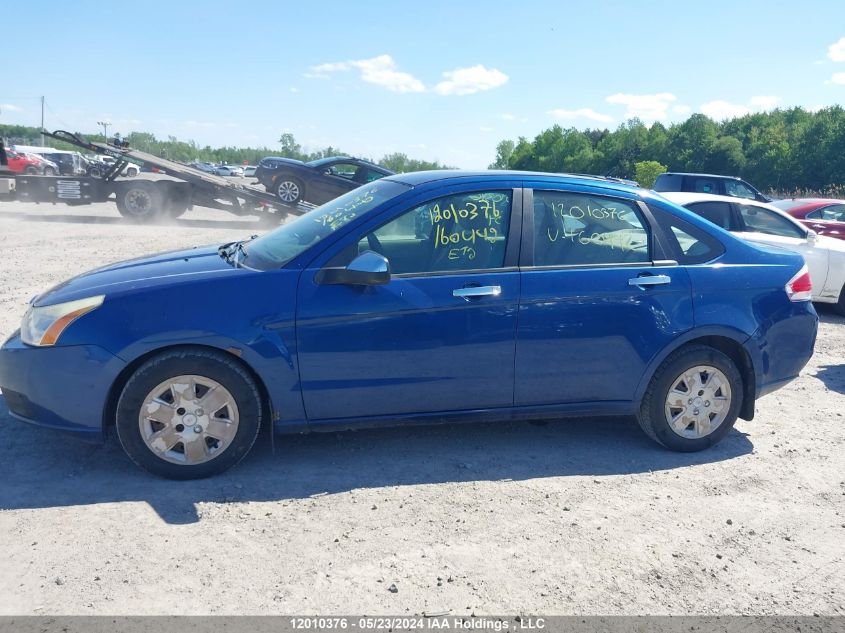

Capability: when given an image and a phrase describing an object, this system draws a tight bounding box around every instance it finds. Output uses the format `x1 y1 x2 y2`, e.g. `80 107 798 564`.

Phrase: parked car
215 164 244 177
772 198 845 241
661 191 845 314
256 155 394 205
654 172 771 203
188 161 218 174
87 155 140 178
0 172 818 479
14 146 88 176
4 149 56 175
243 165 257 178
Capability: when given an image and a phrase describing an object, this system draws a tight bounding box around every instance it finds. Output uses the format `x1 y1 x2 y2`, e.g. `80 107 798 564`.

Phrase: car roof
659 191 809 229
774 198 845 207
384 169 644 194
659 172 747 181
659 191 769 206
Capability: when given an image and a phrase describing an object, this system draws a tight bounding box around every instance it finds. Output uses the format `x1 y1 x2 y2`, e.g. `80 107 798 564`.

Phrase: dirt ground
0 198 842 616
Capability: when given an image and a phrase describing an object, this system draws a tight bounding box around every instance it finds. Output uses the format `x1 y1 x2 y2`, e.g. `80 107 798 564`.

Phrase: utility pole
40 96 45 146
97 120 111 139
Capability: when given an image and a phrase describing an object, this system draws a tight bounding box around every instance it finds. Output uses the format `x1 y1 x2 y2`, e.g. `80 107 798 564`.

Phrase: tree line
0 124 451 173
490 106 845 194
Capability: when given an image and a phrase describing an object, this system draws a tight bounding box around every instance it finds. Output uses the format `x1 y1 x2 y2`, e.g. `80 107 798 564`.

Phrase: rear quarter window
648 204 726 265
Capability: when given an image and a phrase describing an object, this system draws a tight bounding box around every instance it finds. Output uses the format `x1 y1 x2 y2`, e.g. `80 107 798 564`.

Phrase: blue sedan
0 172 818 479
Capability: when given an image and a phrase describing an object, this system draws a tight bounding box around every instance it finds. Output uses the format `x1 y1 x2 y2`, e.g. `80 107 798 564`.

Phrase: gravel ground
0 198 843 616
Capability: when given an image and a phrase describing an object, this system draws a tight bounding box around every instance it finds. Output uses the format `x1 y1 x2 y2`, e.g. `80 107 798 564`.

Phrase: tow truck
0 130 310 222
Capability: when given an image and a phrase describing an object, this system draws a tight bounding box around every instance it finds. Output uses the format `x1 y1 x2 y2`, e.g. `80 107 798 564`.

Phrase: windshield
243 180 410 270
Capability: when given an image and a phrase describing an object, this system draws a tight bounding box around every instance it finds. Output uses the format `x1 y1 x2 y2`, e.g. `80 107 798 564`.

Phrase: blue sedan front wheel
115 348 263 479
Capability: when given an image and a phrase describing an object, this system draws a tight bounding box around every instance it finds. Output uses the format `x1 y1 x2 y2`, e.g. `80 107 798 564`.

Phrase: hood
34 244 246 307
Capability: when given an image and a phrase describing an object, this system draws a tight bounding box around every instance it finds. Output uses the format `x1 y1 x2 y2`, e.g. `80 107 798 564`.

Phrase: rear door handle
629 275 671 288
453 285 501 300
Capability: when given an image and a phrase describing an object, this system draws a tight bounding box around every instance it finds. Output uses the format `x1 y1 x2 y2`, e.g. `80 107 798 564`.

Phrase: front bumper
0 331 127 442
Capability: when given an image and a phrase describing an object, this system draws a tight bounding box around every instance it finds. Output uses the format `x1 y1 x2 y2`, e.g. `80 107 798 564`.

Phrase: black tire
274 175 304 204
159 182 190 219
43 166 56 176
115 181 165 221
167 201 189 219
125 166 139 177
637 344 743 452
115 348 263 480
24 166 38 175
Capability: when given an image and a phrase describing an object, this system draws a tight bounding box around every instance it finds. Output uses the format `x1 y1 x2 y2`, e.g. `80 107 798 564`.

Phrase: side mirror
318 251 391 286
807 229 818 242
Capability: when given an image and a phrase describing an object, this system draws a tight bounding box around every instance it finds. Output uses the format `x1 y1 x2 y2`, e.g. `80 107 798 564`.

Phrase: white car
662 191 845 314
243 165 257 177
215 165 244 177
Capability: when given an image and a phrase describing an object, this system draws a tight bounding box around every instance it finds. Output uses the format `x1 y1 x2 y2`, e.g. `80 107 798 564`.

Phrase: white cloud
434 65 508 96
749 95 782 110
306 54 425 93
479 126 494 132
672 105 691 115
605 92 677 121
829 72 845 85
500 113 516 120
828 37 845 62
311 61 352 73
699 100 750 119
0 103 23 112
548 107 613 123
184 120 217 128
289 87 299 93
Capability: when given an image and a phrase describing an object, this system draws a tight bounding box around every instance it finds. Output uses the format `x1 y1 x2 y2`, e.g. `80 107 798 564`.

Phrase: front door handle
629 275 671 288
453 285 501 300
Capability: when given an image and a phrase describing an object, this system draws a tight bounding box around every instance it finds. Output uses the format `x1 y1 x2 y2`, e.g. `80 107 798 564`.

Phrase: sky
2 0 845 169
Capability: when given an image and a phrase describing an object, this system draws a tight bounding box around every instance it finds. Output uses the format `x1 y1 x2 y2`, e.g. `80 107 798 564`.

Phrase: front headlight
21 295 105 347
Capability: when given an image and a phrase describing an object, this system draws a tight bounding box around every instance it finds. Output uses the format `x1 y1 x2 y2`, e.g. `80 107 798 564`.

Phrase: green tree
488 140 515 169
278 132 303 159
634 160 667 189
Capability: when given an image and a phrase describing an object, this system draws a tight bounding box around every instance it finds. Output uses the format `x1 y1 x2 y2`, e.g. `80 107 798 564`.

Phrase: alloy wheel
276 180 300 203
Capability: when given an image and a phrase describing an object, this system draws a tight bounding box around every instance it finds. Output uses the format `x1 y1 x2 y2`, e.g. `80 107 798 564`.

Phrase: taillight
785 265 813 302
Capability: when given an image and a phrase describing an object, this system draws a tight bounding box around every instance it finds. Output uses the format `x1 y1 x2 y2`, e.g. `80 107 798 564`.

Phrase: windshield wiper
218 236 257 268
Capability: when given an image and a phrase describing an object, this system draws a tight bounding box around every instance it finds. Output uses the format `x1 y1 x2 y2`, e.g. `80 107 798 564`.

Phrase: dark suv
256 155 394 206
654 172 770 203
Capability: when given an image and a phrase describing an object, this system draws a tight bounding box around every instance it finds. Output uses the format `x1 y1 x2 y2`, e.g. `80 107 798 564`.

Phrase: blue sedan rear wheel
638 345 743 452
115 348 263 479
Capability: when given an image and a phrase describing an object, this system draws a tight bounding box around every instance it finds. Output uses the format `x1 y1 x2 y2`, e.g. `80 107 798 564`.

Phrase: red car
772 198 845 240
4 149 54 175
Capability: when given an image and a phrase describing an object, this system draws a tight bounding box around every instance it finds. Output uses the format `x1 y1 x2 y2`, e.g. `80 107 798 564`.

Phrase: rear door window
737 204 805 238
531 191 649 267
